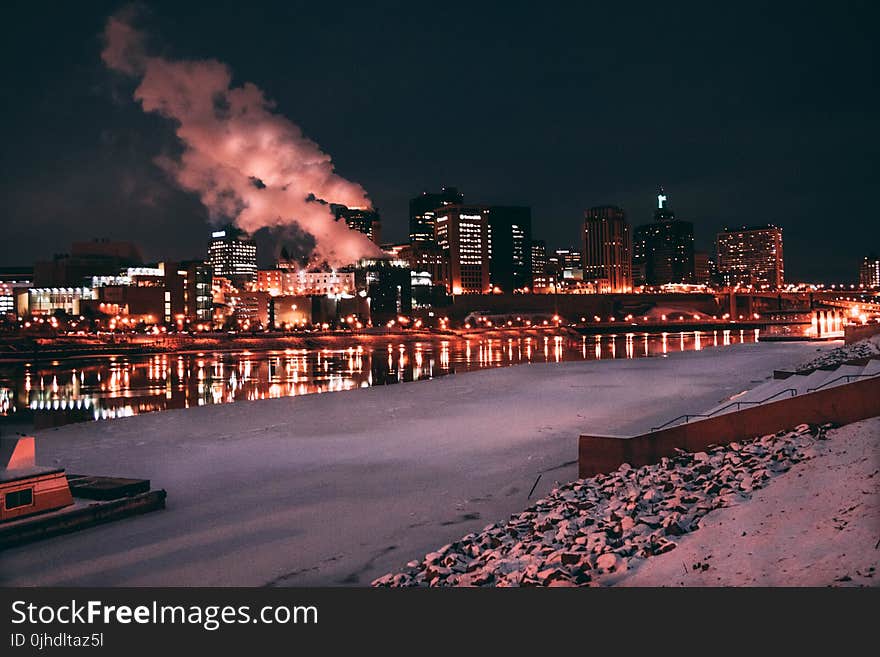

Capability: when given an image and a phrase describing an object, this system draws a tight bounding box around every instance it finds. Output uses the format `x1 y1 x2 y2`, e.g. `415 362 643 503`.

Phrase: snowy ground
795 335 880 372
375 419 879 587
0 341 829 586
616 418 880 586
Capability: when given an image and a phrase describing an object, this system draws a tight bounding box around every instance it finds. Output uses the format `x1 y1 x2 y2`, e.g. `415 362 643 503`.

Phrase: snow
0 340 832 586
615 417 880 587
795 335 880 372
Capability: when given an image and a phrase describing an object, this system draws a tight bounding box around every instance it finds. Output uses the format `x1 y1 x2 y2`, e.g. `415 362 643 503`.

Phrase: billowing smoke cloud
101 10 382 266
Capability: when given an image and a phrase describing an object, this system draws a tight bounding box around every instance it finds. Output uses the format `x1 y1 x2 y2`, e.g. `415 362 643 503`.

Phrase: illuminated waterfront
0 329 760 428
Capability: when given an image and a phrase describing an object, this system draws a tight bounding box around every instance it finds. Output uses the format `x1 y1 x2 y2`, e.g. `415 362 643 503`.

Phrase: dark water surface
0 329 760 428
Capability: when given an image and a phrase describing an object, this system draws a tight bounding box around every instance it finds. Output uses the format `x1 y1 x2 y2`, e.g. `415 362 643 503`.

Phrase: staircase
651 357 880 431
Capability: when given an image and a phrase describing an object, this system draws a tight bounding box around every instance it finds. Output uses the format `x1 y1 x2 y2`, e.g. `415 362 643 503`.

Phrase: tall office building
434 206 490 294
716 225 784 289
631 225 649 287
208 226 257 287
485 206 532 292
632 189 695 286
334 206 381 245
530 240 550 291
582 206 632 293
409 187 464 244
859 254 880 288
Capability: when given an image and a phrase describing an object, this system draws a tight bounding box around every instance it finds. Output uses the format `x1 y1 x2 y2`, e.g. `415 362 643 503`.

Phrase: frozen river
0 339 832 586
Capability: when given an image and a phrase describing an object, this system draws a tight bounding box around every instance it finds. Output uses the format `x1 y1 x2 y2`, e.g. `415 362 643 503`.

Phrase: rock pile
373 424 830 587
795 336 880 372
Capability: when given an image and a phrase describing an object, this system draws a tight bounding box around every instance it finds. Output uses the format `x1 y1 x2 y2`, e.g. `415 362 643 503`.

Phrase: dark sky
2 1 877 281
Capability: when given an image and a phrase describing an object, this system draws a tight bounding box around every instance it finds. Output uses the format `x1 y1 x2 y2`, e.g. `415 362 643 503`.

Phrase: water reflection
0 330 759 428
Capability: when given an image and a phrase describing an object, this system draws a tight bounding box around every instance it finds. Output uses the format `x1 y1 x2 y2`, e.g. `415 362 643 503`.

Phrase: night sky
2 1 877 281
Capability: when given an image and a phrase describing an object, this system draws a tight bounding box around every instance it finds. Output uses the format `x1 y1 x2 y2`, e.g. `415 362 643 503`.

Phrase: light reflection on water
0 329 759 428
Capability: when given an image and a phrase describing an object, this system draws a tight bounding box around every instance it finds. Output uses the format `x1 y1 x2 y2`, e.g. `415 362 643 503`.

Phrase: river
0 328 760 429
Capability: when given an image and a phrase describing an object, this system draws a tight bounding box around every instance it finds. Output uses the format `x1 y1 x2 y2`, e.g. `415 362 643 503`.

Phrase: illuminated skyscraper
716 225 784 289
632 189 695 286
208 227 257 287
434 206 490 294
531 240 547 283
583 206 632 292
409 187 464 244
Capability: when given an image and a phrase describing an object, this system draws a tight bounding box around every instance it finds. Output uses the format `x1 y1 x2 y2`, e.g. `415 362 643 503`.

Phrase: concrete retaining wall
578 376 880 477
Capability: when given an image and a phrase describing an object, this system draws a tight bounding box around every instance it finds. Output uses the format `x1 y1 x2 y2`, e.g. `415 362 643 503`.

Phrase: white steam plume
101 11 382 266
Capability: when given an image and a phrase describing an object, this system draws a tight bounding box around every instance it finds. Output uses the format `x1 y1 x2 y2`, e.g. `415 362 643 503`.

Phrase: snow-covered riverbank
616 417 879 586
795 335 880 371
0 341 830 586
374 418 879 587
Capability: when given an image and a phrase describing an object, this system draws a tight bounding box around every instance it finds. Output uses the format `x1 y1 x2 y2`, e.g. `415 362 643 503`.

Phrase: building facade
162 261 213 325
434 206 491 294
208 227 257 287
716 225 784 289
409 187 464 244
859 254 880 288
255 269 357 296
398 242 447 288
485 206 532 292
582 206 632 293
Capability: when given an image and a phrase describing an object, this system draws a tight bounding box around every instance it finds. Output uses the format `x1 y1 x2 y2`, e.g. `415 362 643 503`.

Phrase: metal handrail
649 388 798 432
650 414 711 432
806 372 880 393
706 387 798 416
649 364 880 433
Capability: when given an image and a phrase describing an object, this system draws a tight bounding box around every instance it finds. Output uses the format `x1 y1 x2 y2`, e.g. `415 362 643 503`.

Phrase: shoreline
0 322 808 364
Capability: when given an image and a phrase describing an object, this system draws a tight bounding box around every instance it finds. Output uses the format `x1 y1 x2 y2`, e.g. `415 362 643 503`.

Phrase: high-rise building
631 189 695 286
485 206 532 292
583 206 632 293
631 225 649 287
334 206 381 245
716 225 784 289
859 254 880 288
208 227 257 287
434 205 490 295
531 240 548 284
409 187 464 244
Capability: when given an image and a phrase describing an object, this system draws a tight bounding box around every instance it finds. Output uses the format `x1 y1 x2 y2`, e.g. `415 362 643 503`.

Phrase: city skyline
2 2 877 283
0 2 878 604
